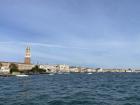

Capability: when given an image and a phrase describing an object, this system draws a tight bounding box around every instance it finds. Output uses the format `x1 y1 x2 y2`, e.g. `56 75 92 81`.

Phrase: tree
0 63 2 69
9 63 19 73
30 65 46 73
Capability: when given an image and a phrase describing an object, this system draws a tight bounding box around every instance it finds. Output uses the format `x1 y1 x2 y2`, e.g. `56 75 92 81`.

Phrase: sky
0 0 140 68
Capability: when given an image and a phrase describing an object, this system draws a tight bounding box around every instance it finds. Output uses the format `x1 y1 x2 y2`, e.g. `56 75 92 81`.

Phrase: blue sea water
1 73 140 105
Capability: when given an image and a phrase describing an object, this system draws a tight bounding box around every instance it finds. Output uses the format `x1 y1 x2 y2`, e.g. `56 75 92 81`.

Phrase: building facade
57 64 70 72
39 64 70 73
39 64 57 73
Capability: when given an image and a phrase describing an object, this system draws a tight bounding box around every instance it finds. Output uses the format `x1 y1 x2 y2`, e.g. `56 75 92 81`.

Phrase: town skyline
1 0 140 68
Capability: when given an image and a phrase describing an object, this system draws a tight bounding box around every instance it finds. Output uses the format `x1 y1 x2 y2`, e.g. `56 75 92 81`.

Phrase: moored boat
48 73 54 75
87 72 92 74
16 74 29 77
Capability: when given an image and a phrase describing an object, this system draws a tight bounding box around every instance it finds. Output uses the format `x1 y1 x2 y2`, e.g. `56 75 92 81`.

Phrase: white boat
48 73 54 75
87 73 92 74
16 74 29 77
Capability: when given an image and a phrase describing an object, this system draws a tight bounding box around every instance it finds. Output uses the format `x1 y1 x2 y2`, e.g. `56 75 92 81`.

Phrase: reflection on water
1 73 140 105
17 77 31 99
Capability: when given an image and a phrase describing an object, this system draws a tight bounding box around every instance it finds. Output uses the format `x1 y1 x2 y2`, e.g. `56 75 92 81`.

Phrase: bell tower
24 46 31 64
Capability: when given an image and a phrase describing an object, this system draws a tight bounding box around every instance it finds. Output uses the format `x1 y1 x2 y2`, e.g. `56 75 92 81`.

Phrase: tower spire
24 46 31 64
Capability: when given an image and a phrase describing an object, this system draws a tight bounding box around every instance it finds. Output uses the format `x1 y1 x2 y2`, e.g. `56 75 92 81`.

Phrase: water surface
0 73 140 105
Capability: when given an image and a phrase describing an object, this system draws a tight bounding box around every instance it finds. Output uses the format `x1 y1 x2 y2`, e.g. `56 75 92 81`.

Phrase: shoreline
0 72 140 77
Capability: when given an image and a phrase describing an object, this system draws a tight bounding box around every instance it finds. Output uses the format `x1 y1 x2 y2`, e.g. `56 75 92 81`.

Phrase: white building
0 66 10 73
17 63 35 71
96 68 103 72
134 69 140 72
39 64 70 73
57 64 70 72
125 68 134 72
39 64 57 73
86 68 96 72
69 67 80 72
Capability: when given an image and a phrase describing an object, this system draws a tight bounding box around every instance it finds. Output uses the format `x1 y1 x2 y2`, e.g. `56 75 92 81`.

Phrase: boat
87 72 92 74
16 74 29 77
48 73 54 75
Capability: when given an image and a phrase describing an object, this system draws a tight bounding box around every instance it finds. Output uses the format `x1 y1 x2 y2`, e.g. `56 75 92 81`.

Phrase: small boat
16 74 29 77
87 73 92 75
48 73 54 76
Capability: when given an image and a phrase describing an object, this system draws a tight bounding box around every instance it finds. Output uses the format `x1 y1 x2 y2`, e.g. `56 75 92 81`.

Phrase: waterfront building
103 69 116 72
86 68 96 72
39 64 57 73
0 62 10 68
96 68 103 72
0 61 34 72
69 67 80 72
39 64 70 73
102 68 126 72
57 64 70 72
79 67 87 73
0 46 34 72
134 69 140 72
0 66 10 73
17 63 34 71
125 68 133 72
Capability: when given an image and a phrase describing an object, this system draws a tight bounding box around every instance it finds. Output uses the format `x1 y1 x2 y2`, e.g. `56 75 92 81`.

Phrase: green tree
0 63 2 69
9 63 19 73
30 65 46 73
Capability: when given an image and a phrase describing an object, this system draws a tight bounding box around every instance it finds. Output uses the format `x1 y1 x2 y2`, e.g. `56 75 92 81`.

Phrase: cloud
0 41 89 50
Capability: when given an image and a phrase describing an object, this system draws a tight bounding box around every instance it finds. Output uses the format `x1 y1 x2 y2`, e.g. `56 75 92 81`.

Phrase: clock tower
24 46 31 64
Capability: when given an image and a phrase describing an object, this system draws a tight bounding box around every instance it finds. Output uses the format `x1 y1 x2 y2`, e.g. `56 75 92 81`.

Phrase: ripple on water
1 73 140 105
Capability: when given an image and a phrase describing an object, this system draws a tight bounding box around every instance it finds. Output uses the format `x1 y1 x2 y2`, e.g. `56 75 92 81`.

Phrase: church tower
24 46 31 64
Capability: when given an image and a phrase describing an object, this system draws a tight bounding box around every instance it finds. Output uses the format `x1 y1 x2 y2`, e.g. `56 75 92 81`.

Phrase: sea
1 73 140 105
